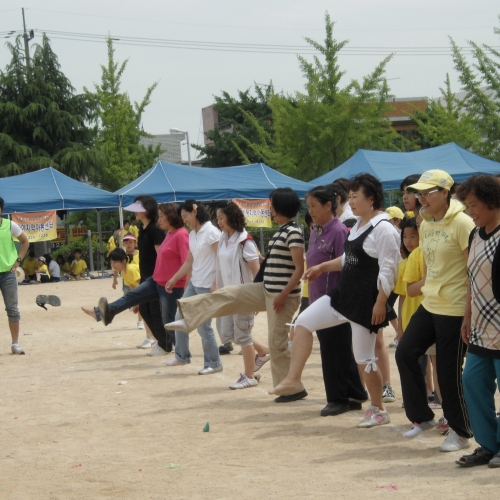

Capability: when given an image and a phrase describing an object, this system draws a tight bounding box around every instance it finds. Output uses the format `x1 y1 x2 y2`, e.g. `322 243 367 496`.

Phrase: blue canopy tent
115 161 312 206
309 143 500 189
0 167 120 214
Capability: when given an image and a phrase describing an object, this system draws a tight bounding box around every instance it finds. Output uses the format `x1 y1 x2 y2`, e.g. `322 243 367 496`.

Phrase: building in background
139 134 184 163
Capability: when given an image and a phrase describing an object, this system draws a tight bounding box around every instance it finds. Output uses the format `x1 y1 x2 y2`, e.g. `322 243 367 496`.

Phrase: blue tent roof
0 167 120 214
309 143 500 190
116 161 312 205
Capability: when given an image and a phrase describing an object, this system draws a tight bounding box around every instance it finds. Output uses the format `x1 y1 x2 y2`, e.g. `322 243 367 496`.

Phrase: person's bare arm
273 246 304 313
12 232 29 270
165 251 194 292
210 241 219 292
396 295 405 341
407 261 426 297
304 256 342 282
248 259 260 277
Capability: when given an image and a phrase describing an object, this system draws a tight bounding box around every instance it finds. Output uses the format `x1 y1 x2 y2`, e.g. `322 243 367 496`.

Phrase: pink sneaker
357 405 390 428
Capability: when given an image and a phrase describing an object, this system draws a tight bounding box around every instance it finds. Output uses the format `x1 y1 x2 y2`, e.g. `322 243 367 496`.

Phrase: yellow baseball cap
385 206 404 220
407 169 454 192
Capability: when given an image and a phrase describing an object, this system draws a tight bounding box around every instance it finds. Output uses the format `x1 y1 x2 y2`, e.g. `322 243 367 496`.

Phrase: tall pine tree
0 34 101 178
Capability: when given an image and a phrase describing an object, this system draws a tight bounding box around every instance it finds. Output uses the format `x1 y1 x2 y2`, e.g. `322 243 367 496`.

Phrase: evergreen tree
193 83 276 167
244 13 410 181
0 34 101 178
450 21 500 160
86 38 161 192
411 74 482 150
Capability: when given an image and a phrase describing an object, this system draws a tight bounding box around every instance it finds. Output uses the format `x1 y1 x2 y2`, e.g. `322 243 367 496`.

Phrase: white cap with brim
15 267 25 283
407 169 454 192
123 201 147 213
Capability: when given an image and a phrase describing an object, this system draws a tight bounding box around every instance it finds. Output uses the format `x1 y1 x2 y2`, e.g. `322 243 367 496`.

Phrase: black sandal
456 447 494 468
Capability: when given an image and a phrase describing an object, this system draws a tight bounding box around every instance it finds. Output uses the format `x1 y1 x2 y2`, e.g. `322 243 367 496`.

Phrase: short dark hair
56 255 66 264
269 188 302 218
123 219 130 226
330 182 348 204
349 173 384 210
401 217 418 258
43 253 52 264
178 199 210 224
306 185 338 214
73 249 82 254
134 195 158 222
304 212 313 227
159 203 184 229
0 197 4 211
456 174 500 209
109 248 133 264
28 250 35 258
400 174 422 210
335 178 350 196
216 202 246 232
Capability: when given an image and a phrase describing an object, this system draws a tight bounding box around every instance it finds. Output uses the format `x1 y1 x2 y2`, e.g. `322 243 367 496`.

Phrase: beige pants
177 282 301 387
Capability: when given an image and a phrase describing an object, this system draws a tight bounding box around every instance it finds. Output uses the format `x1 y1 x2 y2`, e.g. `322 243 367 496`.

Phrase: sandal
456 447 494 468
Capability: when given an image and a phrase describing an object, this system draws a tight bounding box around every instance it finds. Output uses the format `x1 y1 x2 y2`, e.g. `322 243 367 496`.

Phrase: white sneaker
11 343 25 355
136 338 155 349
439 428 471 452
229 373 258 390
254 353 270 372
147 343 167 356
357 405 390 428
137 321 145 330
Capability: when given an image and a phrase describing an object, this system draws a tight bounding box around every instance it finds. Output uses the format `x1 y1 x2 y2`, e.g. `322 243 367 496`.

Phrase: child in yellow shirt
66 249 87 279
36 256 51 283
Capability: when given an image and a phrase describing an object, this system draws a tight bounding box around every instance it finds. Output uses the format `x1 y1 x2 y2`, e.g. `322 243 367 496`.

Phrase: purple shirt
306 216 348 303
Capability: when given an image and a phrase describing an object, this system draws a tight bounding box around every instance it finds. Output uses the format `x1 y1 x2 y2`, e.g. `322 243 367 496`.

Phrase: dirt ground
1 278 499 500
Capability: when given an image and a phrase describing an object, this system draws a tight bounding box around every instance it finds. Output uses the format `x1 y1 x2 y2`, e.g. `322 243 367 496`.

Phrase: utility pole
22 8 34 68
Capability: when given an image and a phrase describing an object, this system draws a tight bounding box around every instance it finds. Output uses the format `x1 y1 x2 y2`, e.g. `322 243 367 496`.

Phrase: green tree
193 83 276 166
244 13 408 181
411 74 482 150
450 19 500 160
0 34 102 178
86 37 161 191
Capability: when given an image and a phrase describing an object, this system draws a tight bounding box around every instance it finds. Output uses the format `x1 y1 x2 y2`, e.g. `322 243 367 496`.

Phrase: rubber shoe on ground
229 373 258 390
382 383 396 403
439 428 471 452
357 405 390 428
254 353 270 372
198 365 223 375
137 321 145 330
11 343 25 355
136 338 155 349
488 454 500 468
219 343 233 354
320 402 350 416
164 358 187 366
274 389 308 403
147 343 167 356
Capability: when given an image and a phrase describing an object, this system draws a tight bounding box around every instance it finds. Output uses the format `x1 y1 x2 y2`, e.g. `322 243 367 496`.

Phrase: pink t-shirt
153 227 189 287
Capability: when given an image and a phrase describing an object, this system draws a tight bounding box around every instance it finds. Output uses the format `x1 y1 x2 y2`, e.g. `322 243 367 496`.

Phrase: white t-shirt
338 202 354 223
189 221 221 288
48 260 60 278
218 231 259 287
8 221 22 237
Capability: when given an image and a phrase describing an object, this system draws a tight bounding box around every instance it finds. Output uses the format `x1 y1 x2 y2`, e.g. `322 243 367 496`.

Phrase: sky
1 1 499 163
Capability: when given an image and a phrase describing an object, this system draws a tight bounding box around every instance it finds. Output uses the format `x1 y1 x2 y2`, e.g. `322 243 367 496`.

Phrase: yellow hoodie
419 199 474 316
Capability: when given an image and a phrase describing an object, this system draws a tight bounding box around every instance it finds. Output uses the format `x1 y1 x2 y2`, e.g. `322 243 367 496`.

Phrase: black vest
328 221 390 333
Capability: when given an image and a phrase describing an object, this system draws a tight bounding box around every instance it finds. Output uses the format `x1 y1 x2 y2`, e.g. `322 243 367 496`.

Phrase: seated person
22 250 38 281
56 255 71 274
36 256 51 283
66 249 88 279
44 254 61 282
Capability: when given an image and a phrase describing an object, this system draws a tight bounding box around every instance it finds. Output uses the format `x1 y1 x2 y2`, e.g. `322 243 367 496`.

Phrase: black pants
395 305 472 438
316 323 368 405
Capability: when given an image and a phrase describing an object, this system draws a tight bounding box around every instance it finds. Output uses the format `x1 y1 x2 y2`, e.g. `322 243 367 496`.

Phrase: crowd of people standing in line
2 167 499 469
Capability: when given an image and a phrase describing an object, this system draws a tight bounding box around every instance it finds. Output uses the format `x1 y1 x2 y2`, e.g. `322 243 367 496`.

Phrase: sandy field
1 278 499 500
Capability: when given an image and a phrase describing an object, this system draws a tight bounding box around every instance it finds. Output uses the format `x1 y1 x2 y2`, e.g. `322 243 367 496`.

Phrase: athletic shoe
428 402 442 409
137 321 145 330
254 353 270 372
437 416 449 434
165 358 187 366
357 405 390 428
382 383 396 403
198 365 223 375
439 428 470 452
403 419 436 438
229 373 258 390
388 338 398 348
11 343 25 355
136 338 155 349
219 343 233 354
147 343 167 356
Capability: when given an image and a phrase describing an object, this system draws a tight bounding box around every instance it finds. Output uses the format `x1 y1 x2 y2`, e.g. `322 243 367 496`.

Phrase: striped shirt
264 221 304 295
468 225 500 358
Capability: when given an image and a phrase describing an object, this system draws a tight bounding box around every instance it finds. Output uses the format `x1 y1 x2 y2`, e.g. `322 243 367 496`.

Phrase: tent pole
119 203 124 248
87 230 94 272
96 210 104 271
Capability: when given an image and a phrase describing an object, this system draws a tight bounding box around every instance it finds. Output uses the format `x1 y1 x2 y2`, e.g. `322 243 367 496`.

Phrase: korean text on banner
233 199 272 228
12 211 57 242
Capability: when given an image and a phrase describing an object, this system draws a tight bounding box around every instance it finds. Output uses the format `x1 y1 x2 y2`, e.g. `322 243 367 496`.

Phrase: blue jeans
157 284 183 344
0 270 20 322
462 352 500 454
174 282 221 368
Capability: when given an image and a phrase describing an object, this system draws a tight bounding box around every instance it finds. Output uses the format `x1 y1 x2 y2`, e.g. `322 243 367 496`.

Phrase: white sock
403 424 422 438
